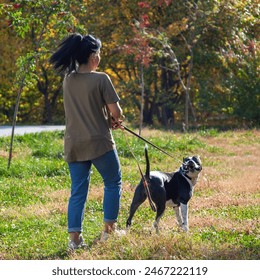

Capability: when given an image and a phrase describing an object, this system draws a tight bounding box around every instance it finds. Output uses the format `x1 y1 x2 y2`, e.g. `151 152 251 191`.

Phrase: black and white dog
126 147 202 232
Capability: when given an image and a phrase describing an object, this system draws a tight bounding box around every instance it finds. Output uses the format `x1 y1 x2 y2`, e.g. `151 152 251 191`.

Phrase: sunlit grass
0 129 259 260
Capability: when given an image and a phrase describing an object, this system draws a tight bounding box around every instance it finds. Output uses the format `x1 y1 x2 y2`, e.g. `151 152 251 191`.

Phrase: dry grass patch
1 189 69 219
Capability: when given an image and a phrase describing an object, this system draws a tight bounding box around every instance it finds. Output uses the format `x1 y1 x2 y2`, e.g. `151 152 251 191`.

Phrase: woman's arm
107 102 123 119
107 102 124 129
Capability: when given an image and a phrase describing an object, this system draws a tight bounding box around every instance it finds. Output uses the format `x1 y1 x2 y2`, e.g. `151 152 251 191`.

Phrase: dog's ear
183 157 189 163
192 156 201 165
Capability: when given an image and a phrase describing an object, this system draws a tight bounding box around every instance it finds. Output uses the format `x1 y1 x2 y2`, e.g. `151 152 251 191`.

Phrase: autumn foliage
0 0 259 128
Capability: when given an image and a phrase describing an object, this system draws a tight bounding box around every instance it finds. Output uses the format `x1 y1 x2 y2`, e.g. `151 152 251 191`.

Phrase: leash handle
122 125 175 159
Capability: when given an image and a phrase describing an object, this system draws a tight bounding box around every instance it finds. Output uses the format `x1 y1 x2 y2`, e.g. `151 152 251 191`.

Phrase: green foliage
0 0 259 126
225 53 260 125
0 0 86 124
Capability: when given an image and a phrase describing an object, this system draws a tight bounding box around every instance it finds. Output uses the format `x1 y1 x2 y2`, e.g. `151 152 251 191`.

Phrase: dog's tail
143 145 156 212
144 144 150 180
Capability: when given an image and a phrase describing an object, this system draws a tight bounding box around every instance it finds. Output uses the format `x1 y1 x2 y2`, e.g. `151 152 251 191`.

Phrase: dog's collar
179 167 192 180
183 173 192 180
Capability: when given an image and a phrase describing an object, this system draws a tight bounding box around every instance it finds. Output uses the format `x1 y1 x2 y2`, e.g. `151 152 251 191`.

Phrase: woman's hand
106 102 124 130
111 115 125 130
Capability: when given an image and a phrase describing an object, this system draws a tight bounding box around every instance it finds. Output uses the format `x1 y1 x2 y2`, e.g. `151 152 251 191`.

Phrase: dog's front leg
180 203 189 232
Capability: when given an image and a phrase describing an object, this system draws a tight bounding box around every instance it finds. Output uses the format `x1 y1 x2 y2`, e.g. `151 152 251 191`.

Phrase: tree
121 0 199 129
123 21 154 134
0 0 258 130
0 0 85 167
0 0 85 124
191 0 259 126
224 38 259 126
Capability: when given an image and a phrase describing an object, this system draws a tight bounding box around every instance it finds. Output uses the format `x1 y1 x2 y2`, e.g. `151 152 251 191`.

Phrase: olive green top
63 71 120 162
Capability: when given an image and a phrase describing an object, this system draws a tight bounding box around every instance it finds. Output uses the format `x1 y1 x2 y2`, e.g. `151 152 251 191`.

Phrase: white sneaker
115 229 127 237
100 231 109 241
68 235 87 251
100 229 126 241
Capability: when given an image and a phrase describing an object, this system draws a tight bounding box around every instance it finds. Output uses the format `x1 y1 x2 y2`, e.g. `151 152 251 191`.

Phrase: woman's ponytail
50 33 101 74
50 33 82 74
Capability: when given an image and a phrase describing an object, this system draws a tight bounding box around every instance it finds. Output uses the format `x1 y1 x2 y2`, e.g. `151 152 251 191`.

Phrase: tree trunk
139 64 144 135
43 93 52 124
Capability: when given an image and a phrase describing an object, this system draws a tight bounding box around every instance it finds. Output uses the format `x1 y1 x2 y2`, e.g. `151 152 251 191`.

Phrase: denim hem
104 218 117 223
68 228 82 233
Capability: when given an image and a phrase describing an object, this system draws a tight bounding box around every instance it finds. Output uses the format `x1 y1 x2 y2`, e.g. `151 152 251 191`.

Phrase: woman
50 33 124 250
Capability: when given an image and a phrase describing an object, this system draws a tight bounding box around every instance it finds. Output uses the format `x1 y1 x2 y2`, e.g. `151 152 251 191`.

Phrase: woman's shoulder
92 71 110 79
65 71 109 80
64 72 113 87
92 72 114 84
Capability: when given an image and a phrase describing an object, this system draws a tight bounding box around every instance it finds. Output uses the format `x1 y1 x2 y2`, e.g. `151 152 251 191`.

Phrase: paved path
0 125 65 137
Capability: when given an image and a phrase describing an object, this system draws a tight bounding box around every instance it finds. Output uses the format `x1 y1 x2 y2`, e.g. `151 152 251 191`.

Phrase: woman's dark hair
50 33 101 74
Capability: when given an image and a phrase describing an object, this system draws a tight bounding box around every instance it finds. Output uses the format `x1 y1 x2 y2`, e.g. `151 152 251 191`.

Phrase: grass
0 128 259 260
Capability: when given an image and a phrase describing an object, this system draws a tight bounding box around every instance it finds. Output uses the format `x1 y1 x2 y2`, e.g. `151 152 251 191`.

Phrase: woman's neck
78 64 95 73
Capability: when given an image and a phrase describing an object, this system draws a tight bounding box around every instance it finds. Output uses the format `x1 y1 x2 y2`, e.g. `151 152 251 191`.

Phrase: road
0 125 65 137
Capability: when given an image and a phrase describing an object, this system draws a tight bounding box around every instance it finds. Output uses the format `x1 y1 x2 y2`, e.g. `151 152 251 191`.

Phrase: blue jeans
67 149 122 233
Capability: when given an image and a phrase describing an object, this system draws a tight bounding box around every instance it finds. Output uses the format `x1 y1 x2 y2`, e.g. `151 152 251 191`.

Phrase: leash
122 130 156 212
121 125 175 159
117 123 180 213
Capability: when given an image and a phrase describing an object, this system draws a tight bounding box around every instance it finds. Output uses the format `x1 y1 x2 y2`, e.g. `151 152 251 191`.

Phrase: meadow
0 128 259 260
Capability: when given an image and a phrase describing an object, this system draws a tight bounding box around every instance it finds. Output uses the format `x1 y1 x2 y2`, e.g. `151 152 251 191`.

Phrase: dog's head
181 156 202 178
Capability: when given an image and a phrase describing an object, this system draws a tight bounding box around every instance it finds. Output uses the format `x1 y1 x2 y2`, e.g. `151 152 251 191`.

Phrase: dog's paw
181 224 189 232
